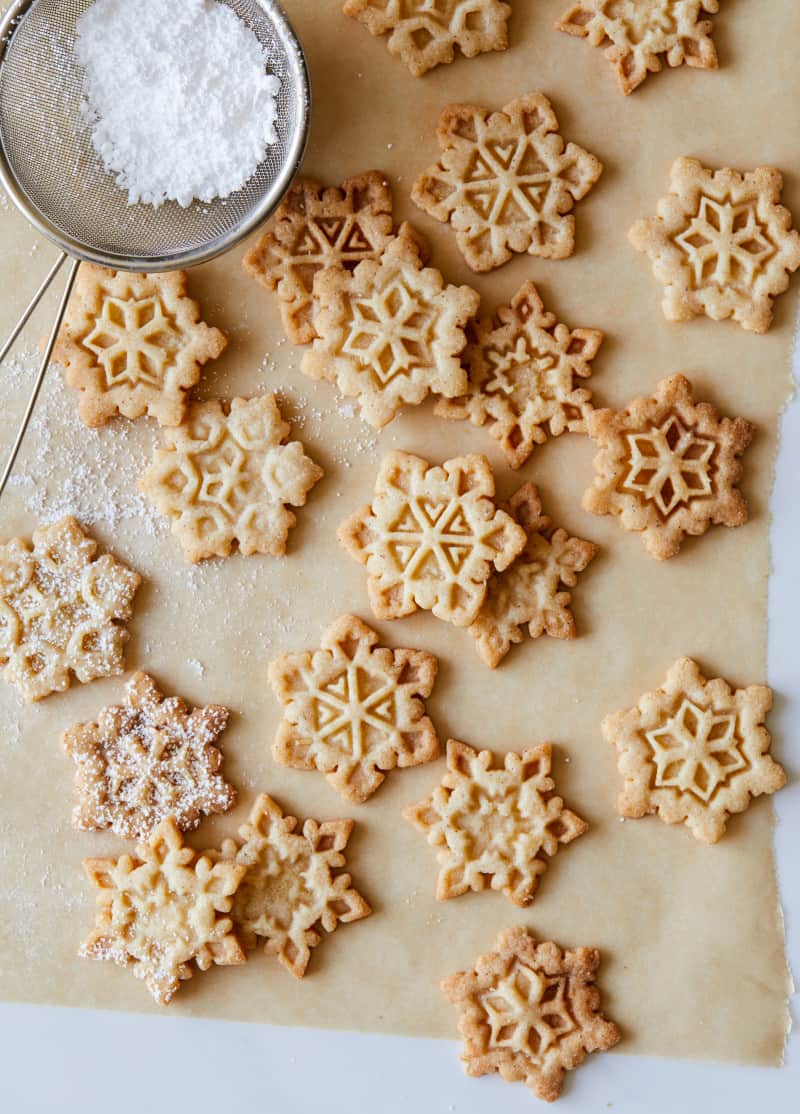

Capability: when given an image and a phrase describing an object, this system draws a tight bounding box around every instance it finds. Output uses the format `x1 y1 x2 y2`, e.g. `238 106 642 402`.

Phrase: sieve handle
0 254 80 499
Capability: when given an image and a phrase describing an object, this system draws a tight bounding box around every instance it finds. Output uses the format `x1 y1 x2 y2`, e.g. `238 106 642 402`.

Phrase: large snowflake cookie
442 926 620 1102
269 614 439 803
412 92 603 272
0 516 141 702
583 374 752 560
404 739 587 905
81 818 246 1005
603 657 785 843
53 264 226 427
629 157 800 333
338 451 526 628
140 394 323 562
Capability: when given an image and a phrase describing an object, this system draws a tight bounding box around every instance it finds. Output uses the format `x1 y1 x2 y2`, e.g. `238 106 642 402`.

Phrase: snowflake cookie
556 1 720 95
442 926 620 1102
435 281 604 467
81 818 246 1005
629 157 800 333
343 0 511 77
470 484 598 668
269 614 439 803
0 516 141 702
583 374 752 560
603 657 785 843
243 171 394 345
338 451 526 628
404 739 587 905
140 395 323 562
412 93 603 272
303 229 479 428
218 793 371 978
63 671 236 840
53 264 226 427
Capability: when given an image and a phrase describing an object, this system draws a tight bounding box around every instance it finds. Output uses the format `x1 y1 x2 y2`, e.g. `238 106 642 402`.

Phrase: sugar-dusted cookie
343 0 511 77
242 171 394 345
603 657 785 843
0 516 141 702
269 614 439 803
435 281 603 467
442 926 620 1102
53 264 226 427
63 672 235 840
557 1 720 95
140 395 323 563
338 451 526 627
583 374 752 560
81 818 246 1006
303 229 479 428
412 93 603 272
219 793 371 978
629 157 800 333
405 739 587 905
470 484 598 668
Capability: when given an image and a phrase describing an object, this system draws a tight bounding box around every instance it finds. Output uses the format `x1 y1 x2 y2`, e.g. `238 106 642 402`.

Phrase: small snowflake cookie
412 92 603 272
583 374 752 559
603 657 785 843
0 516 141 702
442 926 620 1102
53 264 227 427
629 157 800 333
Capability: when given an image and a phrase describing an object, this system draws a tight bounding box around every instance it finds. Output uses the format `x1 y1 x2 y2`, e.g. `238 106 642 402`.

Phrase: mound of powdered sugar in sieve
74 0 281 207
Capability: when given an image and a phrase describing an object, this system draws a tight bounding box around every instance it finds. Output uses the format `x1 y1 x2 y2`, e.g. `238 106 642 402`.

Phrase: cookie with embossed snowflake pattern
583 374 752 559
629 157 800 333
603 657 785 843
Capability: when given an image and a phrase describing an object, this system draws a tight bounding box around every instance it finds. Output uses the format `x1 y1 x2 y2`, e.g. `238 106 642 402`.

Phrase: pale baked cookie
269 614 439 803
303 230 479 428
338 451 526 627
556 1 720 95
0 516 141 702
63 672 235 840
242 171 394 345
219 793 371 978
629 157 800 333
81 818 246 1006
435 281 603 467
412 93 603 272
470 484 598 668
442 926 620 1102
343 0 511 77
404 739 587 905
583 374 752 560
140 395 323 562
603 657 785 843
53 264 226 427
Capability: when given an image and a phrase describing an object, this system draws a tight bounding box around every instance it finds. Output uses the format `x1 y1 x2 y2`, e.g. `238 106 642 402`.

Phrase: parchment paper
0 0 796 1065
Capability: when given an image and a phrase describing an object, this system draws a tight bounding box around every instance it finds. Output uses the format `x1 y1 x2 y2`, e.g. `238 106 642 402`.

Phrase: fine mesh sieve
0 0 310 495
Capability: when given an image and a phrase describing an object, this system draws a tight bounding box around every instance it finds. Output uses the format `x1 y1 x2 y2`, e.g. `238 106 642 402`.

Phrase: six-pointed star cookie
442 926 620 1102
338 451 526 627
269 614 439 803
218 793 371 978
52 264 226 427
81 818 246 1005
412 92 603 272
140 395 324 562
603 657 785 843
557 1 720 95
436 281 604 467
629 157 800 333
583 373 753 559
405 739 587 905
